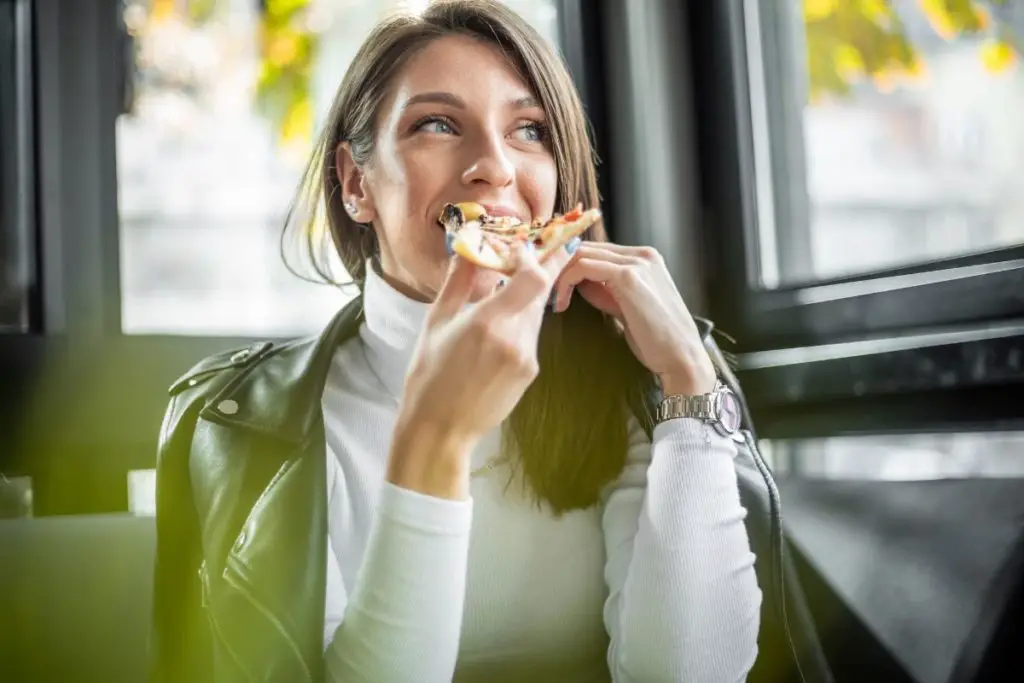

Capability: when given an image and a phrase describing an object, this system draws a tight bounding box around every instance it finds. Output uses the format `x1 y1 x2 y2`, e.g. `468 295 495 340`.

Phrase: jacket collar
199 295 719 445
199 296 366 445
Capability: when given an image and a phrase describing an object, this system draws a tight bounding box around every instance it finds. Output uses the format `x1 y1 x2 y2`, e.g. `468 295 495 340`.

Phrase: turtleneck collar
359 260 432 399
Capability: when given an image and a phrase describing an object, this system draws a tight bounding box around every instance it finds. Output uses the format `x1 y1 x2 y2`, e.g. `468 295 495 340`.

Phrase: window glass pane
117 0 560 336
769 431 1024 480
754 0 1024 288
0 0 33 333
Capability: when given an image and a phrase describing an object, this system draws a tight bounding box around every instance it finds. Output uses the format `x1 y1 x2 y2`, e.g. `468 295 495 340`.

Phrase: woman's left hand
553 242 718 397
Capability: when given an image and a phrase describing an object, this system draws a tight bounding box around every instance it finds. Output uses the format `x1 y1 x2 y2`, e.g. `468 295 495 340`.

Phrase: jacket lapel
191 297 366 681
198 298 366 443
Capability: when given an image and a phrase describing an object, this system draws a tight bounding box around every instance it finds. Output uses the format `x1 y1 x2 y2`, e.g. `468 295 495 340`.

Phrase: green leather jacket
147 296 833 683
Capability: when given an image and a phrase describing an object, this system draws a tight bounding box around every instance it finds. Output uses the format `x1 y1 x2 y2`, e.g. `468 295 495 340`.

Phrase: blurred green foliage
254 0 318 148
806 0 1019 102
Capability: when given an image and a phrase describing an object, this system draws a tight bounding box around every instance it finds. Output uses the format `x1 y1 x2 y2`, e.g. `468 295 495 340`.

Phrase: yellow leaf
981 39 1016 74
805 0 838 22
975 4 992 31
151 0 176 22
267 0 309 17
903 54 929 81
281 96 313 146
267 32 300 67
860 0 893 23
919 0 956 40
834 44 866 78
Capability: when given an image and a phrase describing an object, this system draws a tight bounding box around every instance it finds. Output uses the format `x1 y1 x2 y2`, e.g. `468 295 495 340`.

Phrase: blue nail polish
566 236 581 255
444 231 456 256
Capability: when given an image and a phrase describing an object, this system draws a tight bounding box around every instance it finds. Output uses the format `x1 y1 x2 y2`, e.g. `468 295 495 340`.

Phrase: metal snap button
230 349 250 364
218 399 239 415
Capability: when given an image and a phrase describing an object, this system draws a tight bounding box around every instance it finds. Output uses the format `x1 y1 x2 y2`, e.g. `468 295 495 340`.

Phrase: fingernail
565 236 581 255
445 232 456 256
555 285 574 313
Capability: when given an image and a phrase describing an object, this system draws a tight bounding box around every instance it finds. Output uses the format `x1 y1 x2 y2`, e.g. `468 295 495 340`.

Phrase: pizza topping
562 207 582 222
439 201 601 273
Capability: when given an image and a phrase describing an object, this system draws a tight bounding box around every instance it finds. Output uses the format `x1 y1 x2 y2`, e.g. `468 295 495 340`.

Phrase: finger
578 241 656 258
539 241 576 310
482 243 551 315
540 238 574 277
572 280 623 317
553 257 632 312
428 255 477 324
572 242 641 266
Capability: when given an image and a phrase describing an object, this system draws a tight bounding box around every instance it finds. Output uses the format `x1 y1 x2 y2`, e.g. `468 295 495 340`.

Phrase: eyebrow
402 91 542 112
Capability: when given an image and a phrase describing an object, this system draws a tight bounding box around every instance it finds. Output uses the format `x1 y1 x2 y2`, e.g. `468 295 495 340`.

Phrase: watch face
717 390 742 433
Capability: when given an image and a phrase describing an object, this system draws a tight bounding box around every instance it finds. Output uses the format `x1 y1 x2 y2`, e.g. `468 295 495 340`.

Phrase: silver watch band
655 380 723 424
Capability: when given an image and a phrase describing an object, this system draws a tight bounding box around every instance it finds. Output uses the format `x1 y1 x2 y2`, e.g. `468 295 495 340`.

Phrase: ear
335 142 376 224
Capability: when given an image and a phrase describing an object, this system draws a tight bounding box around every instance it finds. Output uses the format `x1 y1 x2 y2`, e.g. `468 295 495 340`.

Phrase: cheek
380 152 446 225
371 157 430 245
368 154 452 294
521 156 559 217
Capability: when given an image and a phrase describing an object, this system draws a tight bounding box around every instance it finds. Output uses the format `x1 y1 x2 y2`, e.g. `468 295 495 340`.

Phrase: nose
461 133 515 188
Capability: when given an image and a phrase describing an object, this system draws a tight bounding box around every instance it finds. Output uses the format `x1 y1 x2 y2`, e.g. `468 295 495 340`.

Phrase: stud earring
344 200 357 217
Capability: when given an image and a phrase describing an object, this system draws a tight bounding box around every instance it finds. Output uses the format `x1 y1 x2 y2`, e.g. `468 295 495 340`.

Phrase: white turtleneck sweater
321 265 762 683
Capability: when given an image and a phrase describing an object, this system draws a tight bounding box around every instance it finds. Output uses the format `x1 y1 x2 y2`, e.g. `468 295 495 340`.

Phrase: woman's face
339 34 558 302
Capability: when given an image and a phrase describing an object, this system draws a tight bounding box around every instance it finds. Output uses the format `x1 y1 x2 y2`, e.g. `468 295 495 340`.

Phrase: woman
149 1 763 681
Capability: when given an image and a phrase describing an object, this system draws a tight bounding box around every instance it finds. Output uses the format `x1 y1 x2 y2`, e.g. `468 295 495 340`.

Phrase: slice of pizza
438 201 602 274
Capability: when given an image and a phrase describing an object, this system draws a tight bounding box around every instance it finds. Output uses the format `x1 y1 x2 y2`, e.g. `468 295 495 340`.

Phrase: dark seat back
0 514 156 683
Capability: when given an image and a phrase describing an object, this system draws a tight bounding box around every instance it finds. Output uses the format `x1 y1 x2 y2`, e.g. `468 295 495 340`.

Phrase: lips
478 204 525 222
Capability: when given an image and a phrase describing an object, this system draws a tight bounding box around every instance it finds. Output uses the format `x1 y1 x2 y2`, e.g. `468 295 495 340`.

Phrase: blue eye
414 116 456 135
515 121 548 143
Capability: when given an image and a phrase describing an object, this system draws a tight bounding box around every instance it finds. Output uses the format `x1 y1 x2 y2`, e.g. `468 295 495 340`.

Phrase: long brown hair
282 0 652 514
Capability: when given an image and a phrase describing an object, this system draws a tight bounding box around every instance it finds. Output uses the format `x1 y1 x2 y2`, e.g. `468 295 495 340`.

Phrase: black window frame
687 0 1024 439
0 0 37 334
0 0 607 515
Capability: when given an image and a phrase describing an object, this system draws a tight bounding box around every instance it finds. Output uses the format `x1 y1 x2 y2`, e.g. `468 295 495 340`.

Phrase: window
768 431 1024 480
692 0 1024 350
751 0 1024 289
116 0 560 337
0 0 35 333
688 1 1024 440
2 0 580 516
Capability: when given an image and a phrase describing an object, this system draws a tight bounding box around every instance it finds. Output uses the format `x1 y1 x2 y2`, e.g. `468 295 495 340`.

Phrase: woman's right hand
395 244 570 456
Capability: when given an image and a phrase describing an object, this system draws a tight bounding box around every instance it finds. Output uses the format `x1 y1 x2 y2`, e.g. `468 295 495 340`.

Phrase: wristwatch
655 380 743 436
